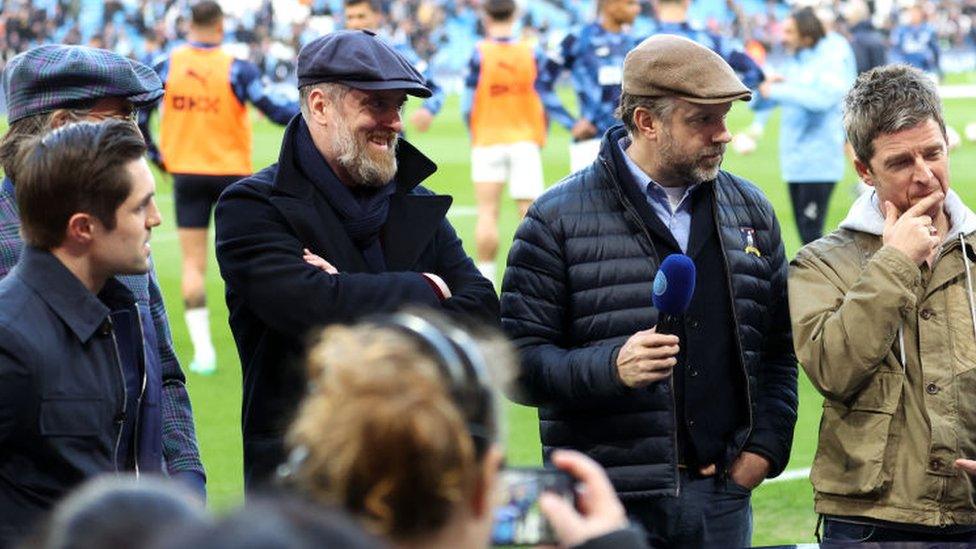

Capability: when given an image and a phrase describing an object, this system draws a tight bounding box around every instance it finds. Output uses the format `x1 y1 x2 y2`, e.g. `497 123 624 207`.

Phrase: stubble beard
659 127 725 185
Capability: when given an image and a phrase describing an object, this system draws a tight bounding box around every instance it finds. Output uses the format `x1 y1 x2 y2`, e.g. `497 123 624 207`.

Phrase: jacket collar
272 115 437 200
596 125 629 183
268 115 449 272
14 247 134 342
615 134 703 199
599 126 688 254
839 189 976 240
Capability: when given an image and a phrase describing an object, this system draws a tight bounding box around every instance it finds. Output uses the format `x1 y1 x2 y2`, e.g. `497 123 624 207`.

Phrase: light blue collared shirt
617 137 699 253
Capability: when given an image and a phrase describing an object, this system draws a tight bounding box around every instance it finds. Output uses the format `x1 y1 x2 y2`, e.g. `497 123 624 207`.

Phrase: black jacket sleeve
501 208 628 406
215 181 447 336
430 217 500 325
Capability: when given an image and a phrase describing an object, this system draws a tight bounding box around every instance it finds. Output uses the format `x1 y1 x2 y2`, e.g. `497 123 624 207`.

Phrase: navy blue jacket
501 127 797 499
849 21 888 75
0 178 204 492
0 248 164 546
215 116 498 490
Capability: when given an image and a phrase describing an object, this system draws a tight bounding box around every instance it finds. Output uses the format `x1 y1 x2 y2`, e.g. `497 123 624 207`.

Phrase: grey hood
839 189 976 239
838 188 976 370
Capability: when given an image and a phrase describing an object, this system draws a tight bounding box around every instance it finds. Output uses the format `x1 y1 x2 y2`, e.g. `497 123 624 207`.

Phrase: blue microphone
652 254 696 335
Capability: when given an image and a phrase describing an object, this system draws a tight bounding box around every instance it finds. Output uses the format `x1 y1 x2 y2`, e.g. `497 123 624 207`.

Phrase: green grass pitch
14 91 976 545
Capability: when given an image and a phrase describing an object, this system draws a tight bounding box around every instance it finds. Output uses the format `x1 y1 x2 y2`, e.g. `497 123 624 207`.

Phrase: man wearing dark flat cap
0 44 206 497
502 34 797 546
214 30 498 489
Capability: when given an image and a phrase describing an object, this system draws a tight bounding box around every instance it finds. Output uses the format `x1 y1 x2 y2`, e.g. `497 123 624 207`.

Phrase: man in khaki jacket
790 64 976 542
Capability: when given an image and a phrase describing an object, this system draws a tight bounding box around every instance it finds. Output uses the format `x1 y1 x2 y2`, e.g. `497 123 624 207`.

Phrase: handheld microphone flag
652 254 696 335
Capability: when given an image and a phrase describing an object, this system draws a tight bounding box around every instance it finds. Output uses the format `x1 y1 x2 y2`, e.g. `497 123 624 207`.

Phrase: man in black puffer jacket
501 35 797 548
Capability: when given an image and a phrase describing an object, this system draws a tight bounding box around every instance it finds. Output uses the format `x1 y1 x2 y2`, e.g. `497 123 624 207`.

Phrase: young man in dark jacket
0 45 205 497
502 35 797 547
0 121 165 546
214 30 498 490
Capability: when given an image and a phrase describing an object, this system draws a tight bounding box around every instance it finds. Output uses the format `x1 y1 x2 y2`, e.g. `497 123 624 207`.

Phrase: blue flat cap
3 45 163 123
297 30 431 98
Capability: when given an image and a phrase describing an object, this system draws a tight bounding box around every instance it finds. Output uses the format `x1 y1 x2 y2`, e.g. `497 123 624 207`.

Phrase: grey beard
333 123 399 187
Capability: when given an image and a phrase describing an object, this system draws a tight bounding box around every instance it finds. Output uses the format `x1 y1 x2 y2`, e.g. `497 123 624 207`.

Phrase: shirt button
689 369 699 377
688 419 695 428
688 319 700 330
930 457 943 470
920 309 934 320
926 383 940 395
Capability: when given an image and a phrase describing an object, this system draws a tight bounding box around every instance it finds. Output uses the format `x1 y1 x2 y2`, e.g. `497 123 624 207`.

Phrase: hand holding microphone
616 327 679 388
616 254 696 388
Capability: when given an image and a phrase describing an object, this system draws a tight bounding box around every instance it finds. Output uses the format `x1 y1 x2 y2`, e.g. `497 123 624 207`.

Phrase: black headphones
277 312 497 482
370 312 496 458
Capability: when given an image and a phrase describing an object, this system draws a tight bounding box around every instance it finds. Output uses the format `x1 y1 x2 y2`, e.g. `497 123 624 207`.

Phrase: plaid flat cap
297 30 431 98
623 35 751 104
3 45 163 123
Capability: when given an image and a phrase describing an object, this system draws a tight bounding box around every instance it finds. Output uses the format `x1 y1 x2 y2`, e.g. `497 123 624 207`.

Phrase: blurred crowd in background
1 0 975 94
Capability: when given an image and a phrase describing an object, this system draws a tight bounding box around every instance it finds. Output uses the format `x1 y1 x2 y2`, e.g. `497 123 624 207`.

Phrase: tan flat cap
623 34 751 104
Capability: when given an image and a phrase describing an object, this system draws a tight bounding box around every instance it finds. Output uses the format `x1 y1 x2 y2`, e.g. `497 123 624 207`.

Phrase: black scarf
294 118 395 271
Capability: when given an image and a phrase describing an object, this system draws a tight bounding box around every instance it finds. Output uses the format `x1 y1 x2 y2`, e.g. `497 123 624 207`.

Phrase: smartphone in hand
491 467 575 546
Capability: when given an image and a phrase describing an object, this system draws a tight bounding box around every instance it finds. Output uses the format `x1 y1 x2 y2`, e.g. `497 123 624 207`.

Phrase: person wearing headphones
284 311 648 549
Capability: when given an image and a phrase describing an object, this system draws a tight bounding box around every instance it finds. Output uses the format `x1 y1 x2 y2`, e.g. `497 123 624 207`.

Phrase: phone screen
491 467 575 546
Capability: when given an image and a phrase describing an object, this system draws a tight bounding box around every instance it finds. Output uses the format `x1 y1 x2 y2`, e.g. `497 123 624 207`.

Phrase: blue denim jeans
821 516 976 544
624 470 753 548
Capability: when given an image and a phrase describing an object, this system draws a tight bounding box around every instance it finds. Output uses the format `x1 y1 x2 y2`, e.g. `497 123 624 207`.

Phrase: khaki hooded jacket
790 190 976 526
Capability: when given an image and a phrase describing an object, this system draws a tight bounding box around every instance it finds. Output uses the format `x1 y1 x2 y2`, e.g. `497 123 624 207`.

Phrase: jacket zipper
710 190 754 461
108 320 127 473
601 156 681 496
132 307 148 478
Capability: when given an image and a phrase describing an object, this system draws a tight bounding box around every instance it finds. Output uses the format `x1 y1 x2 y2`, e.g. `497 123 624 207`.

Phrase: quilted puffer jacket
501 126 797 498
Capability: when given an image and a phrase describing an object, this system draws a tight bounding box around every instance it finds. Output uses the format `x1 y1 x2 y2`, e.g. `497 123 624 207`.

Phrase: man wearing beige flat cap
502 34 796 547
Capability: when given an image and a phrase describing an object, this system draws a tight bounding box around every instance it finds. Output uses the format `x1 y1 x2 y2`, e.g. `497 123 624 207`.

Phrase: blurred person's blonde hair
285 311 513 543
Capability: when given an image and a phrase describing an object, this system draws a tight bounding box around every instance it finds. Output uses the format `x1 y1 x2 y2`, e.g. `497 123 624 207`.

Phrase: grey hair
615 93 677 136
843 64 946 165
299 82 350 121
0 109 90 181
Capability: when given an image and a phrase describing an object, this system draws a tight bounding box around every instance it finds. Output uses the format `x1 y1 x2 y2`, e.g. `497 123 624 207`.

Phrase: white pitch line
939 84 976 99
448 205 477 218
766 467 811 484
149 233 177 244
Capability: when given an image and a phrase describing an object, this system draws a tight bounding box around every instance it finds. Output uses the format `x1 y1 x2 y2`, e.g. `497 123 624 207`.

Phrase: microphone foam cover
652 254 696 316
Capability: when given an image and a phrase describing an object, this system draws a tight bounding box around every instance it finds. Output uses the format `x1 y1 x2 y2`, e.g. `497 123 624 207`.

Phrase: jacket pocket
39 398 103 437
810 372 903 497
947 284 976 374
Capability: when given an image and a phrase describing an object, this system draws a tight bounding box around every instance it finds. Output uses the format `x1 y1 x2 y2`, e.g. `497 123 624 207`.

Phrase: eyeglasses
73 107 138 123
89 109 138 123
